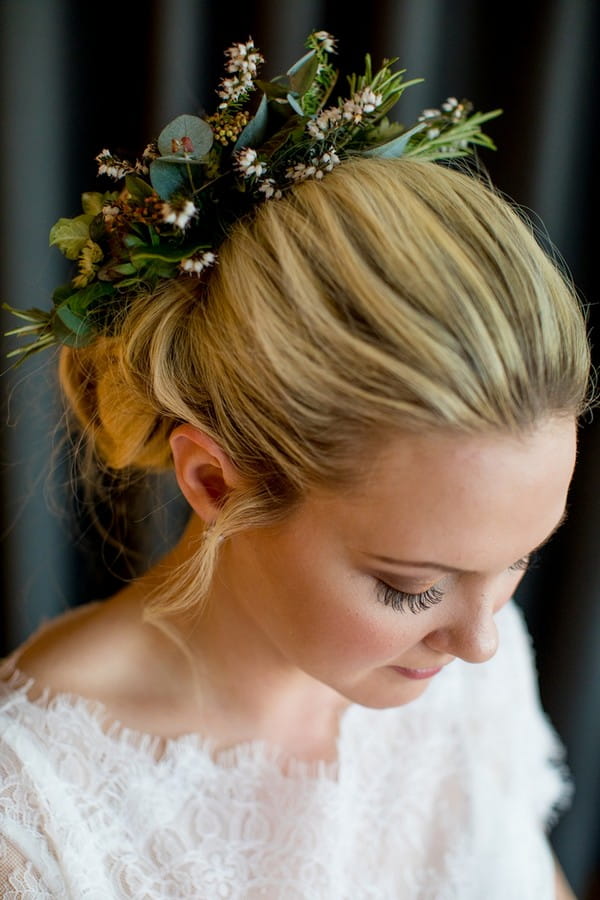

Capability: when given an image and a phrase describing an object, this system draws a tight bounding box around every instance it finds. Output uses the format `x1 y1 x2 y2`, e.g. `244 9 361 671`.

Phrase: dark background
1 1 599 896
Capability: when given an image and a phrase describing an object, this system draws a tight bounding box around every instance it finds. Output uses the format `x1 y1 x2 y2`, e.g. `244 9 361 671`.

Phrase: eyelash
375 581 445 615
375 552 539 615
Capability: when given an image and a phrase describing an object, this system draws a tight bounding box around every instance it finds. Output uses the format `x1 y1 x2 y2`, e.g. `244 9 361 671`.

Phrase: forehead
317 418 577 571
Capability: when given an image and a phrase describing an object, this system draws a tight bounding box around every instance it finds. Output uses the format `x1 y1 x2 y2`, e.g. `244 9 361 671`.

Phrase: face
217 418 577 709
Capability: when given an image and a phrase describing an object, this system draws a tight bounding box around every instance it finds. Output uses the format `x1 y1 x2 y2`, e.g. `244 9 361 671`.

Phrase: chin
339 677 431 710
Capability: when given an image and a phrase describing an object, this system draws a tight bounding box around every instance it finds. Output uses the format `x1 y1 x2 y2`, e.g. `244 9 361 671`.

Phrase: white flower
356 88 382 113
313 31 336 52
418 108 441 122
258 178 282 199
161 199 196 230
427 127 441 140
101 204 120 223
224 41 263 76
319 150 340 172
95 149 129 180
306 107 342 139
286 149 340 184
442 97 458 112
233 147 266 178
180 251 217 275
343 88 383 122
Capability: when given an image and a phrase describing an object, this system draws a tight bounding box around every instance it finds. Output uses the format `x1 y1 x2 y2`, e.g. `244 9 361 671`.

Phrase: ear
169 424 242 524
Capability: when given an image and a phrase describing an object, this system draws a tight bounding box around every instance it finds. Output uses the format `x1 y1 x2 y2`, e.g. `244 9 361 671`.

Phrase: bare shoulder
11 588 162 711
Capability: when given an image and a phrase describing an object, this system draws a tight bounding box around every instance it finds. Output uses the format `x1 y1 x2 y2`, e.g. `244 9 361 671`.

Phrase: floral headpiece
3 31 500 361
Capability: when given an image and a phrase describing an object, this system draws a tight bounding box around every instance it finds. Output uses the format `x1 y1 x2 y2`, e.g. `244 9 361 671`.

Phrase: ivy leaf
49 214 93 260
149 159 188 200
81 192 105 215
157 114 213 160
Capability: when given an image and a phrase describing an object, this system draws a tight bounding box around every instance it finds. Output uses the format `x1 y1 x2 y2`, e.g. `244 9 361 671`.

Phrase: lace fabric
0 601 570 899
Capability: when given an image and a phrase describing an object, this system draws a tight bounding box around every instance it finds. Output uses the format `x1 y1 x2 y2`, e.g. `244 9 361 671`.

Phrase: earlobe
169 424 240 523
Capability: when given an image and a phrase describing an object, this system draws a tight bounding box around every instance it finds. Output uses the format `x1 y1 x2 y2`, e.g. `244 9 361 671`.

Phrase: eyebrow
367 508 569 573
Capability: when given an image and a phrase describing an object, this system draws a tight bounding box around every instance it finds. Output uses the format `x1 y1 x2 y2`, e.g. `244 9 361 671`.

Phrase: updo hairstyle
59 157 592 617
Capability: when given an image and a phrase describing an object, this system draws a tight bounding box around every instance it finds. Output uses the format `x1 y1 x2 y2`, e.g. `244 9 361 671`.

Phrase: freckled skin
200 418 577 709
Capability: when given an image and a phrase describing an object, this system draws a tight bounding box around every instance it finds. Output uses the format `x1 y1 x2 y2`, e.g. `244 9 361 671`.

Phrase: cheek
281 571 420 665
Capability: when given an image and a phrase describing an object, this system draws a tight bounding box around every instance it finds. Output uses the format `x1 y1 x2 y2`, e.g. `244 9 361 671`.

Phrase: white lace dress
0 600 569 899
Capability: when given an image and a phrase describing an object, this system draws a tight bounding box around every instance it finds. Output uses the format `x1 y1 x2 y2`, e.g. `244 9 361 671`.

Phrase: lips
389 664 444 680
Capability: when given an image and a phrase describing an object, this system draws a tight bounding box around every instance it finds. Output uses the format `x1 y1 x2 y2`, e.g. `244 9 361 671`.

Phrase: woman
0 33 589 899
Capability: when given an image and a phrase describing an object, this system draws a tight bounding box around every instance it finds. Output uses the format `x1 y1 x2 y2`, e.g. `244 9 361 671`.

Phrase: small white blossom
95 149 129 180
418 108 441 122
286 148 340 183
180 251 218 275
427 127 441 140
224 41 263 77
442 97 458 112
257 178 282 199
233 147 267 178
101 204 121 223
319 150 340 172
306 106 343 139
342 88 383 123
313 31 336 53
161 199 196 230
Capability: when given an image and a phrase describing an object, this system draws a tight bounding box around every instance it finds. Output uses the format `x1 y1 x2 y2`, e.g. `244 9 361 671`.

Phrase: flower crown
3 31 500 361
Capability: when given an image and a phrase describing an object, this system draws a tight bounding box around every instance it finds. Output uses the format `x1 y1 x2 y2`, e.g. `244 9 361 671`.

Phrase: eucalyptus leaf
234 94 269 150
287 49 318 96
157 115 213 160
254 79 289 100
286 93 305 117
155 154 205 165
49 214 93 260
149 159 188 200
362 122 427 158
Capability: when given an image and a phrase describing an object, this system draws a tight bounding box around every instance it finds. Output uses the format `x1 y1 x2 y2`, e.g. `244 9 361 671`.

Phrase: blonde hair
59 157 592 617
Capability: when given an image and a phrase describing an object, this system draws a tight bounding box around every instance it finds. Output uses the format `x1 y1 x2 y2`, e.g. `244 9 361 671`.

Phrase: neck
125 514 348 757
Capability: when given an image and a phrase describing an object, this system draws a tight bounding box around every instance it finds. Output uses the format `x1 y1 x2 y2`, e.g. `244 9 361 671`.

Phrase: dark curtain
1 1 598 896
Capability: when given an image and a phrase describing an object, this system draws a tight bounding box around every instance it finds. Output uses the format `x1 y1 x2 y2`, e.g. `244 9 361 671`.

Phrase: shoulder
2 588 189 735
9 593 141 701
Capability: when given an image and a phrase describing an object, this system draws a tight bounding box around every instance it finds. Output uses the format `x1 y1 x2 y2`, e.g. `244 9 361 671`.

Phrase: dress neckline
0 656 354 781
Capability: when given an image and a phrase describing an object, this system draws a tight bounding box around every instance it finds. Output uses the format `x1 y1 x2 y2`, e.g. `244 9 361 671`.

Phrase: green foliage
49 214 93 260
3 30 501 361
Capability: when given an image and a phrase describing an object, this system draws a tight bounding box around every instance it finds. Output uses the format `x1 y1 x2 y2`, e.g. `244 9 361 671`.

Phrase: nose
423 591 500 664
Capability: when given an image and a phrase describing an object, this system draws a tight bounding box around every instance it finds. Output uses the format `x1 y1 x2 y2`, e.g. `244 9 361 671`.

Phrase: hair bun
59 340 173 471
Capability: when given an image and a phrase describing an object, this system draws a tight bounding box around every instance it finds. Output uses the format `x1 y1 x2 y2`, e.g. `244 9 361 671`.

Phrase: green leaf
157 114 213 160
234 94 269 150
125 175 154 203
55 304 94 341
66 281 115 315
149 159 188 200
254 79 289 100
287 49 318 95
81 192 105 215
49 214 93 260
130 241 209 264
286 93 304 117
362 122 427 158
